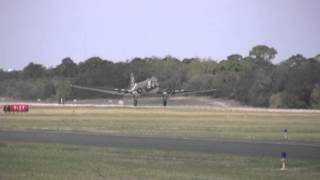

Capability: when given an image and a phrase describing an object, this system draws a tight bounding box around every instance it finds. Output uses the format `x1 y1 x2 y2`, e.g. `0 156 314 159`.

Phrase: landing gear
133 94 139 106
163 100 167 106
162 94 169 107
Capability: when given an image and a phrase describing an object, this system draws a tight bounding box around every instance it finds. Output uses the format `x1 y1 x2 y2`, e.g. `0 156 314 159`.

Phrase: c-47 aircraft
71 73 215 106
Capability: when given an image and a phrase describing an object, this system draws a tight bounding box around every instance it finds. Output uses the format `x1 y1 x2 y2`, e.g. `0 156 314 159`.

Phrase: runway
0 129 319 160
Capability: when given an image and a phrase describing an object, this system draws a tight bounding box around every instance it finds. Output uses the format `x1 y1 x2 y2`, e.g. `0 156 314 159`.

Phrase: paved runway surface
0 129 319 160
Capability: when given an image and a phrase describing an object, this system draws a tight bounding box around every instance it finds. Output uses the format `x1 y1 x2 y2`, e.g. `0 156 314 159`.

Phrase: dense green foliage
0 45 319 109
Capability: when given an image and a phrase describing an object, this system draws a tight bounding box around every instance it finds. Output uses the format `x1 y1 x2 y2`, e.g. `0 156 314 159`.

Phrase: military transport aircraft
71 73 215 106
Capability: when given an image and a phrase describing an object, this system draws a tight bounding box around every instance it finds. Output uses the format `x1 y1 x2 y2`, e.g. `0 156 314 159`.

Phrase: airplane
71 73 216 106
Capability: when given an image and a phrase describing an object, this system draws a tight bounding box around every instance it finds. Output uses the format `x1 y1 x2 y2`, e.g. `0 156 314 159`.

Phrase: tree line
0 45 320 109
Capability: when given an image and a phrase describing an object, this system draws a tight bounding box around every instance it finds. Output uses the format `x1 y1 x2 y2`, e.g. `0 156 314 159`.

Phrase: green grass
1 106 320 141
0 141 319 180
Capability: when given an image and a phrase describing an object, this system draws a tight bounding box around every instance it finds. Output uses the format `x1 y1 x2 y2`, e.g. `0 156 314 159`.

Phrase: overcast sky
0 0 320 70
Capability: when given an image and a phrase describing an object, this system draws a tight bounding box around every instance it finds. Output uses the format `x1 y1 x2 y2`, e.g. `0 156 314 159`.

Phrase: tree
227 54 243 61
315 54 320 62
22 62 47 79
0 46 318 109
182 57 200 64
0 69 5 81
269 93 283 108
77 57 114 86
311 84 320 109
55 80 71 100
220 57 241 72
249 45 277 62
54 57 78 78
279 57 320 108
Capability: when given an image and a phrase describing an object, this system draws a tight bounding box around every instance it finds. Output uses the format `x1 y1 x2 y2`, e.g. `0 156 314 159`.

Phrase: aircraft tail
129 73 135 89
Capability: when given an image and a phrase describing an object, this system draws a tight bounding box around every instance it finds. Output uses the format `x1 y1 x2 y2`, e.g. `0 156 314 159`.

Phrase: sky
0 0 320 70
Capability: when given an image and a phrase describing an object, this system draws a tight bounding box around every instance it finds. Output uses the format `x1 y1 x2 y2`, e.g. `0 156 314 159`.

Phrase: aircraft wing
71 85 130 95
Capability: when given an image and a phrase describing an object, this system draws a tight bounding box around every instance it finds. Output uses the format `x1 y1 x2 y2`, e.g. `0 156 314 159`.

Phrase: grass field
1 106 320 179
0 141 319 180
1 106 320 141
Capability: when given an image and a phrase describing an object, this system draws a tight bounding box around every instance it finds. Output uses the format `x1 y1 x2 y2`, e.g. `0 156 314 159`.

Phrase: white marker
280 152 287 170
